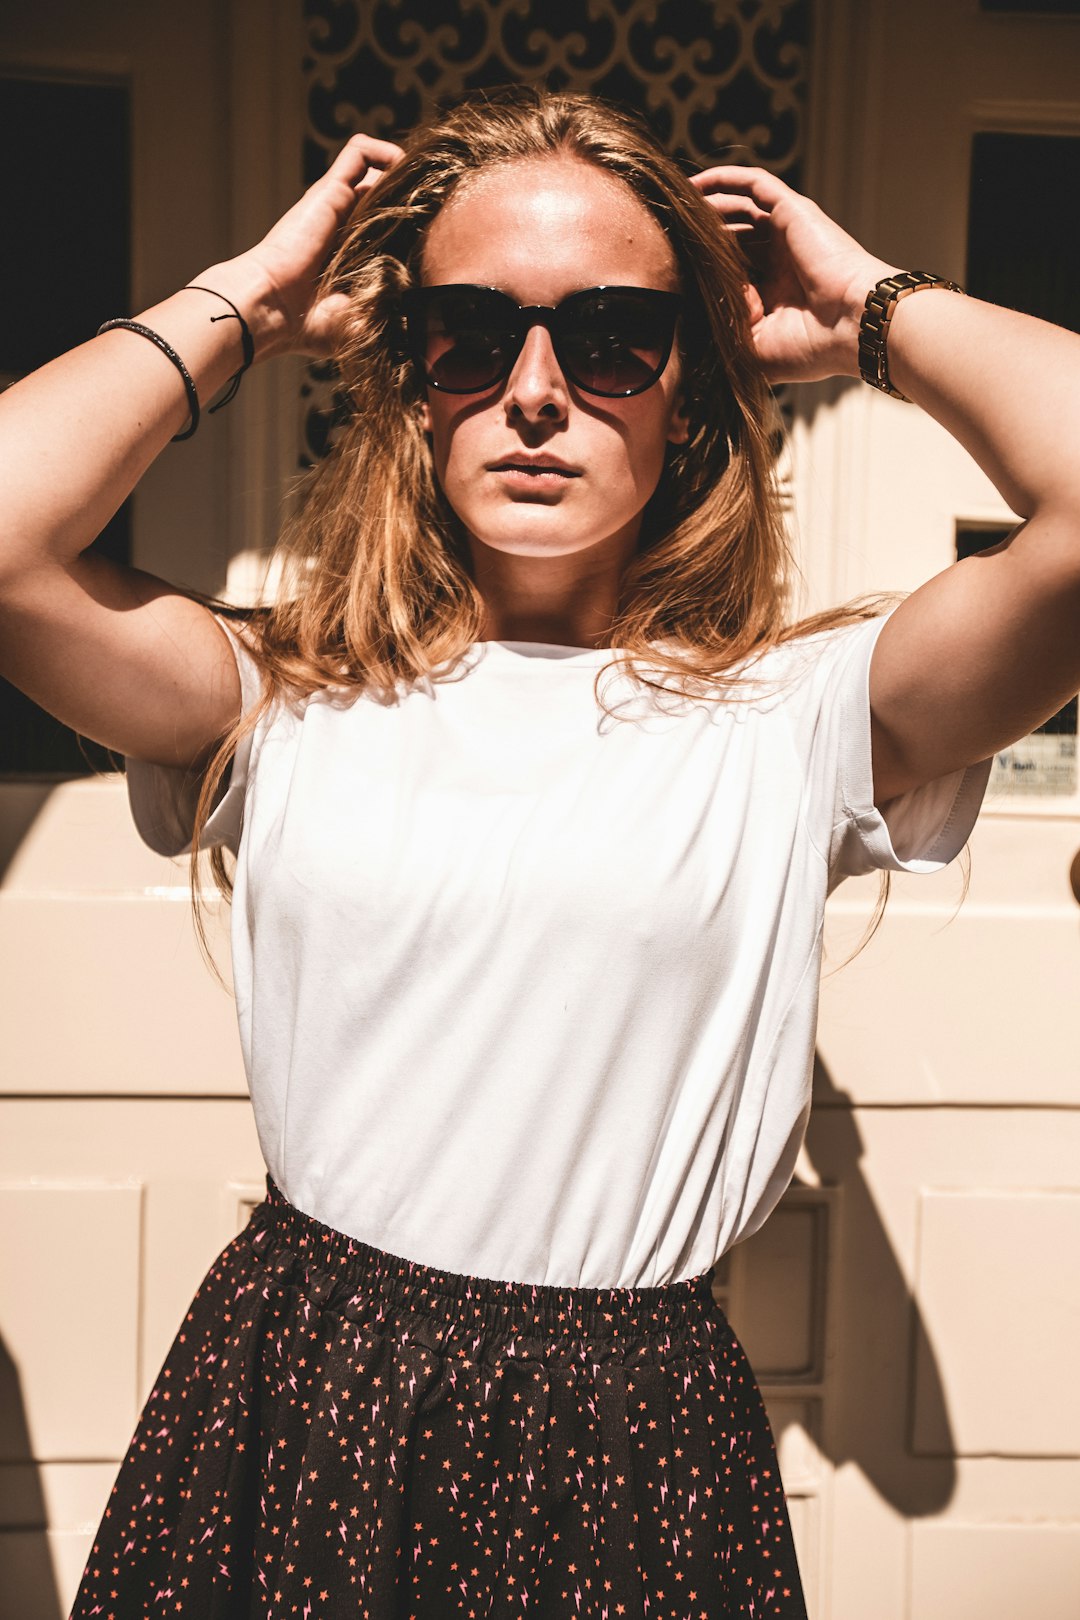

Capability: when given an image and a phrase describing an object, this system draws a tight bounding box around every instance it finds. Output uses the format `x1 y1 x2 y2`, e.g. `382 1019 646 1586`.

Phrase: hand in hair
696 167 1080 813
0 127 402 782
244 132 404 360
691 165 896 386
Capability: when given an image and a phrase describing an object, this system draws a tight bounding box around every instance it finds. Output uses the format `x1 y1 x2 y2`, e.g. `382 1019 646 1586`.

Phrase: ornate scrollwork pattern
305 0 808 176
301 0 810 459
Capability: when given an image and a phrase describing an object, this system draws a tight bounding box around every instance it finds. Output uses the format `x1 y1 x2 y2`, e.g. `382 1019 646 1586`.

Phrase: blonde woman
2 87 1074 1619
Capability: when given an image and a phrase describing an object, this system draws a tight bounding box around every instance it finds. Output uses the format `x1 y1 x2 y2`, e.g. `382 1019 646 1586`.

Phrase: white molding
791 0 889 619
0 53 130 83
803 0 891 248
225 0 307 590
966 97 1080 136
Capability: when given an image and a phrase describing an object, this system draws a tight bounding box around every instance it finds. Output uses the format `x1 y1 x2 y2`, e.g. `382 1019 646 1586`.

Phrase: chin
465 509 638 562
474 532 596 559
462 510 591 556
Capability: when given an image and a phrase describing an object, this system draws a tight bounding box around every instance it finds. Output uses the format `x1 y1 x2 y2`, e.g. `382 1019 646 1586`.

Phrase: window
967 131 1080 335
980 1 1080 14
0 76 130 775
955 524 1077 797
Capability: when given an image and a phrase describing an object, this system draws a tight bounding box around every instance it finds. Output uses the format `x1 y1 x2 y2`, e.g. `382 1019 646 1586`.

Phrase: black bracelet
183 285 255 412
96 318 200 439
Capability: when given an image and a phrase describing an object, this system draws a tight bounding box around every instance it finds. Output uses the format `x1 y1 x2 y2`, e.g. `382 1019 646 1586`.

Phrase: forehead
420 156 679 300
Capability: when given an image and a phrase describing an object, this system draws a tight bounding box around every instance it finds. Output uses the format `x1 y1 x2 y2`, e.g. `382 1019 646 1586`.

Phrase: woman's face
417 156 690 571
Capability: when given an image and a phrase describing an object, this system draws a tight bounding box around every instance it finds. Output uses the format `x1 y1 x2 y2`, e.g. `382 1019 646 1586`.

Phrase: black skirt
71 1178 808 1618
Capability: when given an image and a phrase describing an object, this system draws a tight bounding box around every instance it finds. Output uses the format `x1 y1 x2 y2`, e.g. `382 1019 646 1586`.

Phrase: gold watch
858 271 964 402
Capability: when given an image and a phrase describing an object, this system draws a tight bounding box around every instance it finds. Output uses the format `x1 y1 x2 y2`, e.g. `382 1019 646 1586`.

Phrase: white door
752 1 1080 1614
5 3 1080 1616
0 4 301 1614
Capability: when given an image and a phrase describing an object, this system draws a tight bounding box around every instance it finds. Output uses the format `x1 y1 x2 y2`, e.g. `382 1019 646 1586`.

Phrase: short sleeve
784 611 993 886
124 616 264 858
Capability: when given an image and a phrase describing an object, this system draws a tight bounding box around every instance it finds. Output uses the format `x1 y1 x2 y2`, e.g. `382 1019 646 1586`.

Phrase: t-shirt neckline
474 639 619 666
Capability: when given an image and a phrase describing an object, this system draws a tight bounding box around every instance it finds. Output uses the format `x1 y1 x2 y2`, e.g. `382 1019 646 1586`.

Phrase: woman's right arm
0 133 402 770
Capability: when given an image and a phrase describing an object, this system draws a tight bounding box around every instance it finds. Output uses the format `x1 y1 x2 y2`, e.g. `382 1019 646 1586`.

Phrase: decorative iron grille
304 0 810 180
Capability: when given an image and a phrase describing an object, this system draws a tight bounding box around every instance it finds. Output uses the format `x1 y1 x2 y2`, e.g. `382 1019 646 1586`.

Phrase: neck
468 526 638 648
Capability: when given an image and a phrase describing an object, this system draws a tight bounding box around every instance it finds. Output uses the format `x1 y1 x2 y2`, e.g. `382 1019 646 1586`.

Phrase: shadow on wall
1 787 67 1613
1 789 64 1617
0 785 57 885
0 1334 63 1620
799 1053 956 1517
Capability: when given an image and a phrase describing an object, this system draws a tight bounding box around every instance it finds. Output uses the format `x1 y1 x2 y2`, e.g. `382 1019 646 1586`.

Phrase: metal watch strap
858 271 964 402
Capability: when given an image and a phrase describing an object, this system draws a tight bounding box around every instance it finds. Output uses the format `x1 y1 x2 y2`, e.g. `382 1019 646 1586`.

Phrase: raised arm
692 165 1080 805
0 134 402 769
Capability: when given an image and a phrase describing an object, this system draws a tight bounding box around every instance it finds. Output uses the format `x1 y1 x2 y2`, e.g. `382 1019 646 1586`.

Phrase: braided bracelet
96 318 200 439
182 285 255 411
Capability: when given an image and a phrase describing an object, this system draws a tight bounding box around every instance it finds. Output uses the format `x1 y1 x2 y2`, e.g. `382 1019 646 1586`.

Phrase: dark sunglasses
400 283 683 399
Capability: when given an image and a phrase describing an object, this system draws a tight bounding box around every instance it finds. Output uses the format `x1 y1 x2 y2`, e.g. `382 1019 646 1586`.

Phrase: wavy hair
189 86 898 963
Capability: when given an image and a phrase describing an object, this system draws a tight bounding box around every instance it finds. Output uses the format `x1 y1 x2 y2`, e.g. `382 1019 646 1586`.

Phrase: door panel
5 3 1080 1616
802 2 1080 1613
0 5 301 1615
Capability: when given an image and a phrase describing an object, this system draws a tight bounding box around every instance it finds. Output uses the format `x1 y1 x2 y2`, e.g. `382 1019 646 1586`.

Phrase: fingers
317 132 405 217
327 132 405 186
689 169 780 266
690 165 794 211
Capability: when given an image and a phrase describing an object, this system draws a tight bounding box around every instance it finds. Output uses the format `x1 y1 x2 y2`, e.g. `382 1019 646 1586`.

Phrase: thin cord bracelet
96 318 200 440
182 285 255 411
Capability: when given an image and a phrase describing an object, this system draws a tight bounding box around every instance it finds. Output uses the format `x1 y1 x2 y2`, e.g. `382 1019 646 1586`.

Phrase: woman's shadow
734 1052 957 1519
0 1332 64 1620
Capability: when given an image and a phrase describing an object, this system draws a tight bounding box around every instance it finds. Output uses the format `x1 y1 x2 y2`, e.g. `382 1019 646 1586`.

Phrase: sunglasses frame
400 283 684 399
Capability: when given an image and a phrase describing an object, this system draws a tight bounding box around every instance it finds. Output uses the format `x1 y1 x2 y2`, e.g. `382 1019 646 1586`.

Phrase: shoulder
715 614 888 700
769 612 886 666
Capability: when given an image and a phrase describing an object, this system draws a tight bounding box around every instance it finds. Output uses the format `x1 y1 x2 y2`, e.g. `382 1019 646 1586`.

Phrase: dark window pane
0 76 130 777
955 523 1077 797
955 521 1015 564
981 1 1080 13
967 131 1080 334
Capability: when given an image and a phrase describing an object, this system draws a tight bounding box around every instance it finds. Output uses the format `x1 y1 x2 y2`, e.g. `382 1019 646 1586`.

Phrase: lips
487 455 582 477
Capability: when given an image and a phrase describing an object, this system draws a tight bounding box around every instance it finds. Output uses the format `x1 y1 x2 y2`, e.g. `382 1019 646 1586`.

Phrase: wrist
183 256 292 362
855 269 965 400
106 258 290 440
835 258 902 380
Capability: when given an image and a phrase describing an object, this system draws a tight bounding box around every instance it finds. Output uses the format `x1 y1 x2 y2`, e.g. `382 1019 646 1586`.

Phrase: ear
418 398 432 434
667 391 691 447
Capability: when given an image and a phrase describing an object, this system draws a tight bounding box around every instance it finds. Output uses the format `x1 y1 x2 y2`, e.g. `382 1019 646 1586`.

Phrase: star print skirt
71 1178 807 1619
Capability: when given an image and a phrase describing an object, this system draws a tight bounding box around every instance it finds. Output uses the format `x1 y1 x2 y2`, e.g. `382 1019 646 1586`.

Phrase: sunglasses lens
558 291 677 396
414 289 517 393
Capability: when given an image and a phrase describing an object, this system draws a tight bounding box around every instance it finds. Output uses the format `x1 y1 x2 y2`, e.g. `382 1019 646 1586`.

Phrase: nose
503 322 570 424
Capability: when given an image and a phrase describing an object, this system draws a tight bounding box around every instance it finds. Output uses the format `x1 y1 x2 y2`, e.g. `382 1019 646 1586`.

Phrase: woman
2 86 1076 1618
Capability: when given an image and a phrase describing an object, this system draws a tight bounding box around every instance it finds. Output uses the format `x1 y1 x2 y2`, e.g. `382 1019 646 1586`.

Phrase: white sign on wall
991 732 1077 797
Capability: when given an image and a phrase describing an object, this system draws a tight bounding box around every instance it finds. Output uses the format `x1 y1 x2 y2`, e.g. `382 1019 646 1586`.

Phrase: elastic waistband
246 1178 722 1361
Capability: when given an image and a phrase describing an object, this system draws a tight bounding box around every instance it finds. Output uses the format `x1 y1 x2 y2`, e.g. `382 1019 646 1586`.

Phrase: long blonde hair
190 86 894 955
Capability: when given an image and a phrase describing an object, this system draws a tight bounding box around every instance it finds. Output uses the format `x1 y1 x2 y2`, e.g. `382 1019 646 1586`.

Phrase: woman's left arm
692 165 1080 806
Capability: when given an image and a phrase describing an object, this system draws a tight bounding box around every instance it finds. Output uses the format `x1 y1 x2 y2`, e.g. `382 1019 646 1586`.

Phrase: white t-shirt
126 613 990 1288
